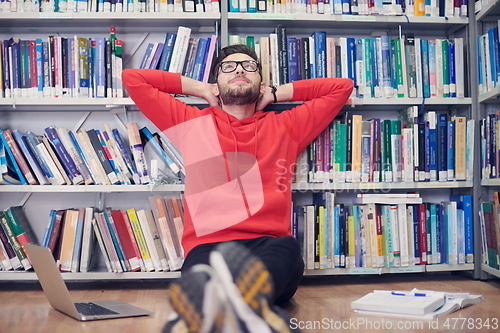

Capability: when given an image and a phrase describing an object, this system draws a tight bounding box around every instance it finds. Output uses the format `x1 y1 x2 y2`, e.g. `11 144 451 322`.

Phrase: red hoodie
122 69 353 255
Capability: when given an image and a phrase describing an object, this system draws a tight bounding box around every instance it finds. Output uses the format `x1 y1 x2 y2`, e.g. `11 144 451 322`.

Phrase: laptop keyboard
75 302 119 316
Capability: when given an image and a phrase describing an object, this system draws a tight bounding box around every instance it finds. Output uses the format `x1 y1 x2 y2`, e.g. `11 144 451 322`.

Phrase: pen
391 291 427 297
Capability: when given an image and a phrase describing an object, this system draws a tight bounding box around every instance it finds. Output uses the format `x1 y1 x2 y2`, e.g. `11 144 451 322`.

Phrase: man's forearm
275 83 294 102
180 75 211 98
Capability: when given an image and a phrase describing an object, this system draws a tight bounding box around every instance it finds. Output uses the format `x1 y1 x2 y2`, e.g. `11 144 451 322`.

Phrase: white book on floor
351 290 445 316
353 289 483 320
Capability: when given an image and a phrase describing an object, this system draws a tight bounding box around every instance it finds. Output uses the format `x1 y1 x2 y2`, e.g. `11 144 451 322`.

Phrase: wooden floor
2 272 500 333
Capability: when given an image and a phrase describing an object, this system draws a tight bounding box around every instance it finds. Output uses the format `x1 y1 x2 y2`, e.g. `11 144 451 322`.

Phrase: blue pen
391 291 427 297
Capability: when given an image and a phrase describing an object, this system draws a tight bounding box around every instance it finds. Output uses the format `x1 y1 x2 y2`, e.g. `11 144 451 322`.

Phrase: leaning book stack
0 122 184 186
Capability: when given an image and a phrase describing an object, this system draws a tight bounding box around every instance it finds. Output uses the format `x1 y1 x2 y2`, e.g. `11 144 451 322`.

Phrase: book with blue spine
493 27 500 85
19 40 29 98
149 43 165 70
102 125 133 185
9 38 21 98
447 120 455 180
201 35 218 83
487 28 497 89
2 41 11 98
437 113 448 181
346 37 356 89
24 132 56 184
94 37 106 98
86 129 119 185
374 37 384 98
362 38 373 98
441 40 450 98
288 37 299 83
68 130 97 185
228 0 239 11
333 205 341 268
448 40 456 98
450 195 473 264
424 121 430 181
477 35 485 95
12 130 49 185
429 204 437 264
42 210 57 248
139 126 180 175
355 38 364 98
41 41 51 98
428 39 437 97
190 38 208 81
411 205 420 265
67 37 75 98
425 112 437 181
44 126 84 185
313 31 327 79
56 127 94 185
158 33 177 72
361 121 371 182
70 208 85 272
104 210 131 272
111 128 140 184
379 36 391 98
389 39 398 96
95 129 123 184
2 129 35 184
35 38 44 98
421 39 431 98
456 208 465 264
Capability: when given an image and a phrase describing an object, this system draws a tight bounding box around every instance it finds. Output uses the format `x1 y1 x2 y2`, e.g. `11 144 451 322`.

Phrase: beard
218 81 261 106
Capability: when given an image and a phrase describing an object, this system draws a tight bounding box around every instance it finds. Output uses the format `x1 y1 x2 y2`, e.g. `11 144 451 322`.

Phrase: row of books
139 26 217 83
294 107 474 184
0 123 184 186
234 26 465 99
0 206 37 271
229 0 468 17
293 193 473 270
0 0 221 13
0 28 123 99
481 113 500 180
477 23 500 97
0 194 185 273
480 193 500 270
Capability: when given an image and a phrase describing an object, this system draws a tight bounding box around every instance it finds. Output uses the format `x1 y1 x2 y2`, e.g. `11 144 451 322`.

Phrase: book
353 289 484 320
351 290 446 316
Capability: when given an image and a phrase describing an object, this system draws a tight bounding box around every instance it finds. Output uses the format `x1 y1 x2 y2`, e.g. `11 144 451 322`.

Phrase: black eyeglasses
218 60 260 74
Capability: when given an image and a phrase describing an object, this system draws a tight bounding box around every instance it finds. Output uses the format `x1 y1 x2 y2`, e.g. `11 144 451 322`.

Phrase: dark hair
211 44 262 78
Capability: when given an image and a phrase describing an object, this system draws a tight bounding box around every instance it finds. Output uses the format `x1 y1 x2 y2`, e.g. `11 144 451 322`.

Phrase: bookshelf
0 2 483 281
476 0 500 280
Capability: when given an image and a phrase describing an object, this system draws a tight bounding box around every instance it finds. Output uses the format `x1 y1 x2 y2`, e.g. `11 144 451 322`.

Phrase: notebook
351 290 446 316
24 243 153 321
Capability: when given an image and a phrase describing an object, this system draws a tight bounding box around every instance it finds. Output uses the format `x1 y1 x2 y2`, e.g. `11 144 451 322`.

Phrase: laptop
24 243 154 321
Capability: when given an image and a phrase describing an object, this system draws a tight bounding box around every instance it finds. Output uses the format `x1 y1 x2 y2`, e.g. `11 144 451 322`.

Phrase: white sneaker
210 242 297 333
164 264 242 333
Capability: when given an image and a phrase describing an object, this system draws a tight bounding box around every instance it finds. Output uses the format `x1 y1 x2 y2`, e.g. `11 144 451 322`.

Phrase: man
122 44 353 332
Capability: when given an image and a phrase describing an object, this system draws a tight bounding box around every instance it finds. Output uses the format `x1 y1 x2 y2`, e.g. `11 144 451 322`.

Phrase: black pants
181 236 304 305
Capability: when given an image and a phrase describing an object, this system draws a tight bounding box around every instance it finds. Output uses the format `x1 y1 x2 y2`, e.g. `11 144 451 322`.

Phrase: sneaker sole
211 242 292 333
168 270 225 333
